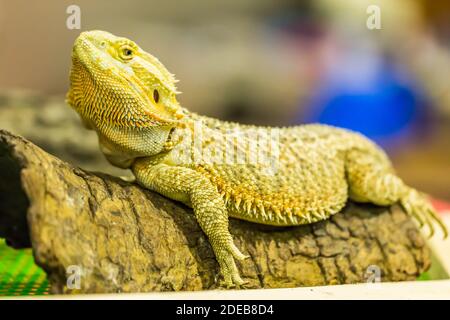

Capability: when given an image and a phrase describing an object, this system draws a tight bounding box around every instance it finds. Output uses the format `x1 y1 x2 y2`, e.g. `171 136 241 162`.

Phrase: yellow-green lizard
67 30 447 287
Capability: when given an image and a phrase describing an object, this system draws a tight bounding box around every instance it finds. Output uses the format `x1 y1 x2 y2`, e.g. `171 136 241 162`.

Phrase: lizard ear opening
153 89 160 103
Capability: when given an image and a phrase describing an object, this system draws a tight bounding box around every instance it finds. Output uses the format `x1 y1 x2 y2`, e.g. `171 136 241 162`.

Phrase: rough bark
0 129 430 294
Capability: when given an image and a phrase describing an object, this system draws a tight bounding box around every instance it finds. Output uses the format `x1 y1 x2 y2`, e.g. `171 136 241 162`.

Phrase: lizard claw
230 242 250 260
119 175 136 183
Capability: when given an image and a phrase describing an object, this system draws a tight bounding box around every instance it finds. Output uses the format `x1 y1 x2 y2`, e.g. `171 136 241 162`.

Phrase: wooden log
0 129 430 293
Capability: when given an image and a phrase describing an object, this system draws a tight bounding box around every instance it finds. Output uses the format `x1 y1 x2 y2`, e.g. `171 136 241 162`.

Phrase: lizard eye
119 45 134 61
153 89 160 103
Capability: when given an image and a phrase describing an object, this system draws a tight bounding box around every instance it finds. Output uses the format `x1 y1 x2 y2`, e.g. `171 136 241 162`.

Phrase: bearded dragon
67 30 447 287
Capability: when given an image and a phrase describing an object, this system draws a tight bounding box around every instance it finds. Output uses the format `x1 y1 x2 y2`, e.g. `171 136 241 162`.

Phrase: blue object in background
302 52 426 147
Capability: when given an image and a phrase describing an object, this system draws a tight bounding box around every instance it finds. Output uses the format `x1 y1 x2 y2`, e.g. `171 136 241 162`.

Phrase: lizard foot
401 189 448 239
213 239 249 288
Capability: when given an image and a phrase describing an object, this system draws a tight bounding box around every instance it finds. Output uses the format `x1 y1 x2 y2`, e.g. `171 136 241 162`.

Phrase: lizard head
67 30 184 130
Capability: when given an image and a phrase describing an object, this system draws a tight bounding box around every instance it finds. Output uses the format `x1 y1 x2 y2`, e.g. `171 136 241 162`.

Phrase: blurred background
0 0 449 199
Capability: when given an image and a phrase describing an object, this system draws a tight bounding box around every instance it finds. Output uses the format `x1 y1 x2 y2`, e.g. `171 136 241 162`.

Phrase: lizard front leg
132 159 248 287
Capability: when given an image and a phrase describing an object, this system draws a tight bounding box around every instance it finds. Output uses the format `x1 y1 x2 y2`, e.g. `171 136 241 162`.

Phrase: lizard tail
400 188 448 239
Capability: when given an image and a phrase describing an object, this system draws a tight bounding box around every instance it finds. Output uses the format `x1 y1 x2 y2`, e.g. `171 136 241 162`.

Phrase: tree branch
0 129 430 293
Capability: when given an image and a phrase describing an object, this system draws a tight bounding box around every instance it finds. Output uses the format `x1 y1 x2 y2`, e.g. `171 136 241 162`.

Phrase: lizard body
67 30 447 287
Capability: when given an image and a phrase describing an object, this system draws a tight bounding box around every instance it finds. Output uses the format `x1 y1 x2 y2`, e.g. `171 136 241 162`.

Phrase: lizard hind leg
346 150 448 239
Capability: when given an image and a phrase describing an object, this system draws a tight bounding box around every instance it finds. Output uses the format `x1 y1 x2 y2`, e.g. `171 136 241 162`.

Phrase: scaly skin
67 30 447 287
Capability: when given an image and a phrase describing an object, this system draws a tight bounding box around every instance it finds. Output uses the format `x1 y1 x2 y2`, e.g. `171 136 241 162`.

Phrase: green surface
419 251 450 281
0 238 50 296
